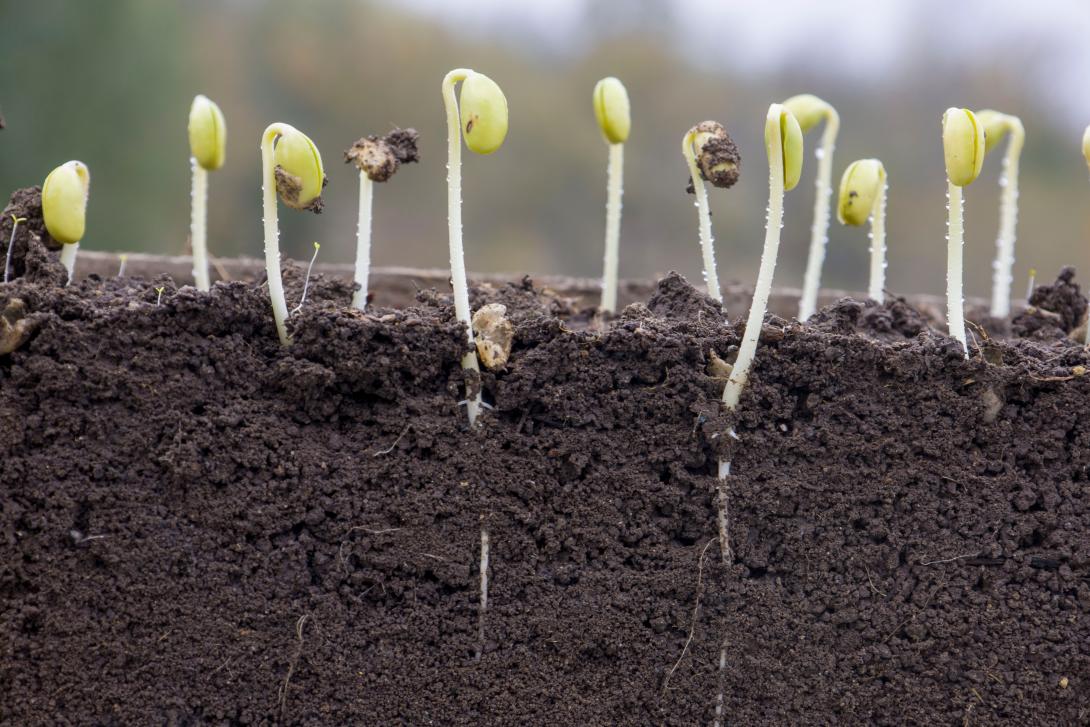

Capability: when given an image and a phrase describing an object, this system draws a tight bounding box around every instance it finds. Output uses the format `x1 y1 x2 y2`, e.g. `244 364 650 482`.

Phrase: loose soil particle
1 218 1089 723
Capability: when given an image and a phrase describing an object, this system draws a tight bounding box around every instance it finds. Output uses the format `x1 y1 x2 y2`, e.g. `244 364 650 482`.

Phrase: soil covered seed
686 120 741 194
344 128 421 183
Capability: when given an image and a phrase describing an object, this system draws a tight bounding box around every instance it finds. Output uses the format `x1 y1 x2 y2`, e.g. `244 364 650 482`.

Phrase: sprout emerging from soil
682 121 741 303
942 107 985 356
717 104 803 562
593 77 631 313
784 94 839 321
837 159 888 302
261 123 326 346
344 129 420 310
442 68 508 426
4 215 25 284
974 110 1024 318
188 95 226 292
42 160 90 285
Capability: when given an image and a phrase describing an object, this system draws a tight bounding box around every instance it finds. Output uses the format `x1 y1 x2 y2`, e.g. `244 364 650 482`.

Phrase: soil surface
2 190 1090 724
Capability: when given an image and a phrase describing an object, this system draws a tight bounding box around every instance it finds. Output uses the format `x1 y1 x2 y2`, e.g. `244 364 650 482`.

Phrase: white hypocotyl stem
989 119 1024 319
446 70 491 663
475 527 490 662
947 180 968 357
190 158 211 292
600 142 624 313
3 217 21 283
868 179 888 303
682 131 723 303
117 254 128 278
797 110 839 321
716 109 787 563
59 243 79 285
261 124 292 346
352 171 374 311
443 69 483 426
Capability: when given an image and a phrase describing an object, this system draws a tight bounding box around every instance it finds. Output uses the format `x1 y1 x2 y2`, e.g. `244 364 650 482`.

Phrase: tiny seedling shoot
974 110 1024 318
941 107 985 356
681 121 741 303
717 104 802 562
41 160 90 285
837 159 888 302
783 94 839 321
593 76 631 314
188 95 226 292
441 68 509 426
4 215 26 283
260 123 326 346
344 128 420 310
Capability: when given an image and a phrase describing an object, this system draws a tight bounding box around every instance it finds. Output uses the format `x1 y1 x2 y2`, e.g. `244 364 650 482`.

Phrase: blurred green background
2 0 1089 297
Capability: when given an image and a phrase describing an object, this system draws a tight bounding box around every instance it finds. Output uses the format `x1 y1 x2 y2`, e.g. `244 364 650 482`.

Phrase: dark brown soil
2 191 1090 723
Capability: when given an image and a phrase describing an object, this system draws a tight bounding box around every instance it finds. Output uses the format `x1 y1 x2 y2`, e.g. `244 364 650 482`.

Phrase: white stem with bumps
190 159 210 292
714 111 788 564
352 171 374 311
947 181 968 356
443 69 483 426
600 143 624 313
798 112 839 321
989 122 1023 319
682 132 722 303
868 180 887 302
261 125 291 346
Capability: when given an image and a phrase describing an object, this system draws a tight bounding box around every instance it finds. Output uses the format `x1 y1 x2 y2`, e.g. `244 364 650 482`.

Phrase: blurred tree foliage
1 0 1086 297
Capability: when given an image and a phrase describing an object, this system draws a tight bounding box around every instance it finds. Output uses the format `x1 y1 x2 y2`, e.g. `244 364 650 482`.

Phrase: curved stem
947 180 968 356
443 69 482 425
682 130 722 303
715 107 787 565
797 110 839 321
600 142 624 313
261 124 291 346
351 171 373 311
190 160 210 292
59 242 78 285
722 136 784 410
868 178 887 302
989 119 1024 318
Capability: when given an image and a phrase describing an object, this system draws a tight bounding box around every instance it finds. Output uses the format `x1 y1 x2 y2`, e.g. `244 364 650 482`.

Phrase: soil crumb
808 296 928 341
1012 266 1086 340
